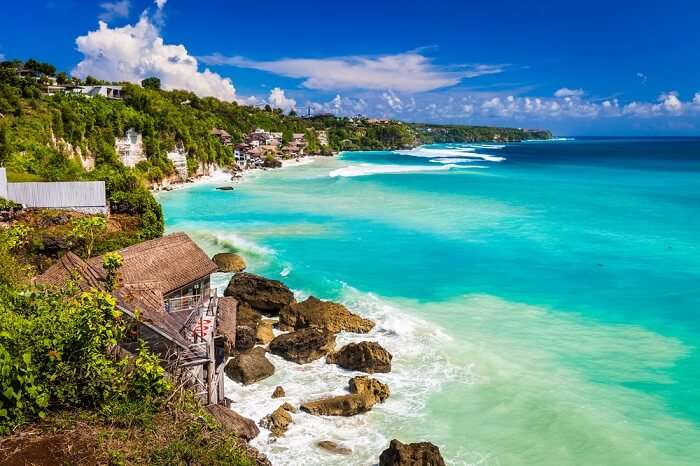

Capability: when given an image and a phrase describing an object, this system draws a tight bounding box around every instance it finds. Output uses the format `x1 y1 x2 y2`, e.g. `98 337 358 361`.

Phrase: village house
35 232 235 405
316 130 329 147
211 128 233 146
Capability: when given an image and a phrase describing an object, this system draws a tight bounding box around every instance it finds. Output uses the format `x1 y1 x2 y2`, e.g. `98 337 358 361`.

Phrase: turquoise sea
158 138 700 466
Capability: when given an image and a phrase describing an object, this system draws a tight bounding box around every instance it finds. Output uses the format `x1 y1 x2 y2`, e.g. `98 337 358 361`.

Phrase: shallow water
159 138 700 465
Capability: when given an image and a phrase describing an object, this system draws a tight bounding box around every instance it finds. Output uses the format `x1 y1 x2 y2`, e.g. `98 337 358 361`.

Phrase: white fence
0 168 107 213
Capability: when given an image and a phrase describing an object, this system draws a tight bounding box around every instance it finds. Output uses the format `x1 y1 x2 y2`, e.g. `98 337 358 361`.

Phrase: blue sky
1 0 700 135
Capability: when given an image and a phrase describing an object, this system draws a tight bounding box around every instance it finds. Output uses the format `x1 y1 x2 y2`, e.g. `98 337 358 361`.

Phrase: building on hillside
316 130 329 146
115 128 146 168
167 142 189 181
75 85 124 99
211 128 233 146
35 232 234 406
0 167 107 214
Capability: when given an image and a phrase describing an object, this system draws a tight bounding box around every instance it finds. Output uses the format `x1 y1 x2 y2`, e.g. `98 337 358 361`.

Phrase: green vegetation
412 123 552 143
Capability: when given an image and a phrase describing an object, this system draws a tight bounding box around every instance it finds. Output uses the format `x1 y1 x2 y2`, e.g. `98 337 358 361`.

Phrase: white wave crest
329 163 460 178
429 158 489 167
397 147 506 162
225 284 468 466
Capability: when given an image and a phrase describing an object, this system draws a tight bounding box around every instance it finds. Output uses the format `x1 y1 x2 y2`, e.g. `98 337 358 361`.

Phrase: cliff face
115 128 146 168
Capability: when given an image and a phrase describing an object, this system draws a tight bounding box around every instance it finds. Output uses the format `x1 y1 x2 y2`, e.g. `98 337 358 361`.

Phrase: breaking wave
396 147 506 162
329 163 461 178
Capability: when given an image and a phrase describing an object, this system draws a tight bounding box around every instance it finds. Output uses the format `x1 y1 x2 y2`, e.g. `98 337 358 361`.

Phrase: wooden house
36 232 234 405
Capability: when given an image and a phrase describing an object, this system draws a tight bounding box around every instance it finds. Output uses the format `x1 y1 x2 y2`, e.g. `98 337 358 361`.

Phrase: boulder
272 386 285 398
259 405 292 437
256 320 275 344
217 297 238 354
236 325 257 351
317 440 352 455
326 341 392 373
378 439 446 466
224 347 275 385
279 296 374 334
269 328 336 364
225 273 295 316
212 252 246 272
237 303 263 328
350 375 390 403
300 376 389 417
206 404 259 441
280 402 296 413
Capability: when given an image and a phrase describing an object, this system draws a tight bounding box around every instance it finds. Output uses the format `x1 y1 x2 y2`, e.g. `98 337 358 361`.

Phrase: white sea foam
329 163 460 178
223 284 467 466
429 158 489 167
190 229 276 258
397 147 506 162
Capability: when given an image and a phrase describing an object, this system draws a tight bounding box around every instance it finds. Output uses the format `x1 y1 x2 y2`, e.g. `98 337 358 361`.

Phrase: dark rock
259 405 292 437
317 440 352 455
236 325 256 351
212 252 247 272
326 341 392 373
269 328 335 364
237 303 263 328
300 376 389 416
225 272 295 316
379 439 446 466
206 404 259 441
216 186 235 191
272 386 285 398
224 347 275 385
279 296 374 334
280 402 296 413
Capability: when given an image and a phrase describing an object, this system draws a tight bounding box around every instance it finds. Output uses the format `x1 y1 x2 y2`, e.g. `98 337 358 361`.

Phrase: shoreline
152 155 324 195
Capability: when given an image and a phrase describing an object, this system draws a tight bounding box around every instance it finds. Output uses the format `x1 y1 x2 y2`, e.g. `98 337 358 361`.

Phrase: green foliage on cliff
411 123 553 143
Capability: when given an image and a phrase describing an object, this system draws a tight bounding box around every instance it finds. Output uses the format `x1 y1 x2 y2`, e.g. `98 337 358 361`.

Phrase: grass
0 392 258 466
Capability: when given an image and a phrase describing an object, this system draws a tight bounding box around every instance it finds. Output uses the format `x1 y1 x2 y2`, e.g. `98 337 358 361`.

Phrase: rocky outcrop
280 402 296 413
317 440 352 455
238 303 263 328
269 328 336 364
224 347 275 385
206 404 259 441
217 297 237 354
256 320 275 344
236 325 257 351
279 296 374 334
213 252 247 273
225 273 294 316
300 376 389 417
259 405 293 437
378 439 446 466
326 341 392 373
272 386 285 398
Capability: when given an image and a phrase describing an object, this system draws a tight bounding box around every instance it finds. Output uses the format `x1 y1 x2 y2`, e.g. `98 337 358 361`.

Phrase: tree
71 216 107 258
0 122 9 166
56 72 69 85
102 252 123 292
85 75 100 85
141 77 161 90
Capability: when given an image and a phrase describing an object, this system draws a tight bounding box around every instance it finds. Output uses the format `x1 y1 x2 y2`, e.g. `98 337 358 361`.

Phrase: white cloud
154 0 167 8
267 87 296 112
693 93 700 105
659 91 682 112
201 52 506 93
637 72 648 83
382 90 403 111
73 14 237 101
554 87 584 98
98 0 130 22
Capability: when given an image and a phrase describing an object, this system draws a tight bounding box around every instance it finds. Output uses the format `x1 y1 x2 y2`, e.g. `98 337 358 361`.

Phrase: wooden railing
178 289 217 344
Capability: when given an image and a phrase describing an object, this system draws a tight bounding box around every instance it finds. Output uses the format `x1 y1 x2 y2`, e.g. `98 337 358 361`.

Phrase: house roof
35 232 217 351
87 232 218 296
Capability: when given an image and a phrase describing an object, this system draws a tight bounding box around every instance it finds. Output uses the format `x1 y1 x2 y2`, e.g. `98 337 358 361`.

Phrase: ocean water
158 138 700 466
